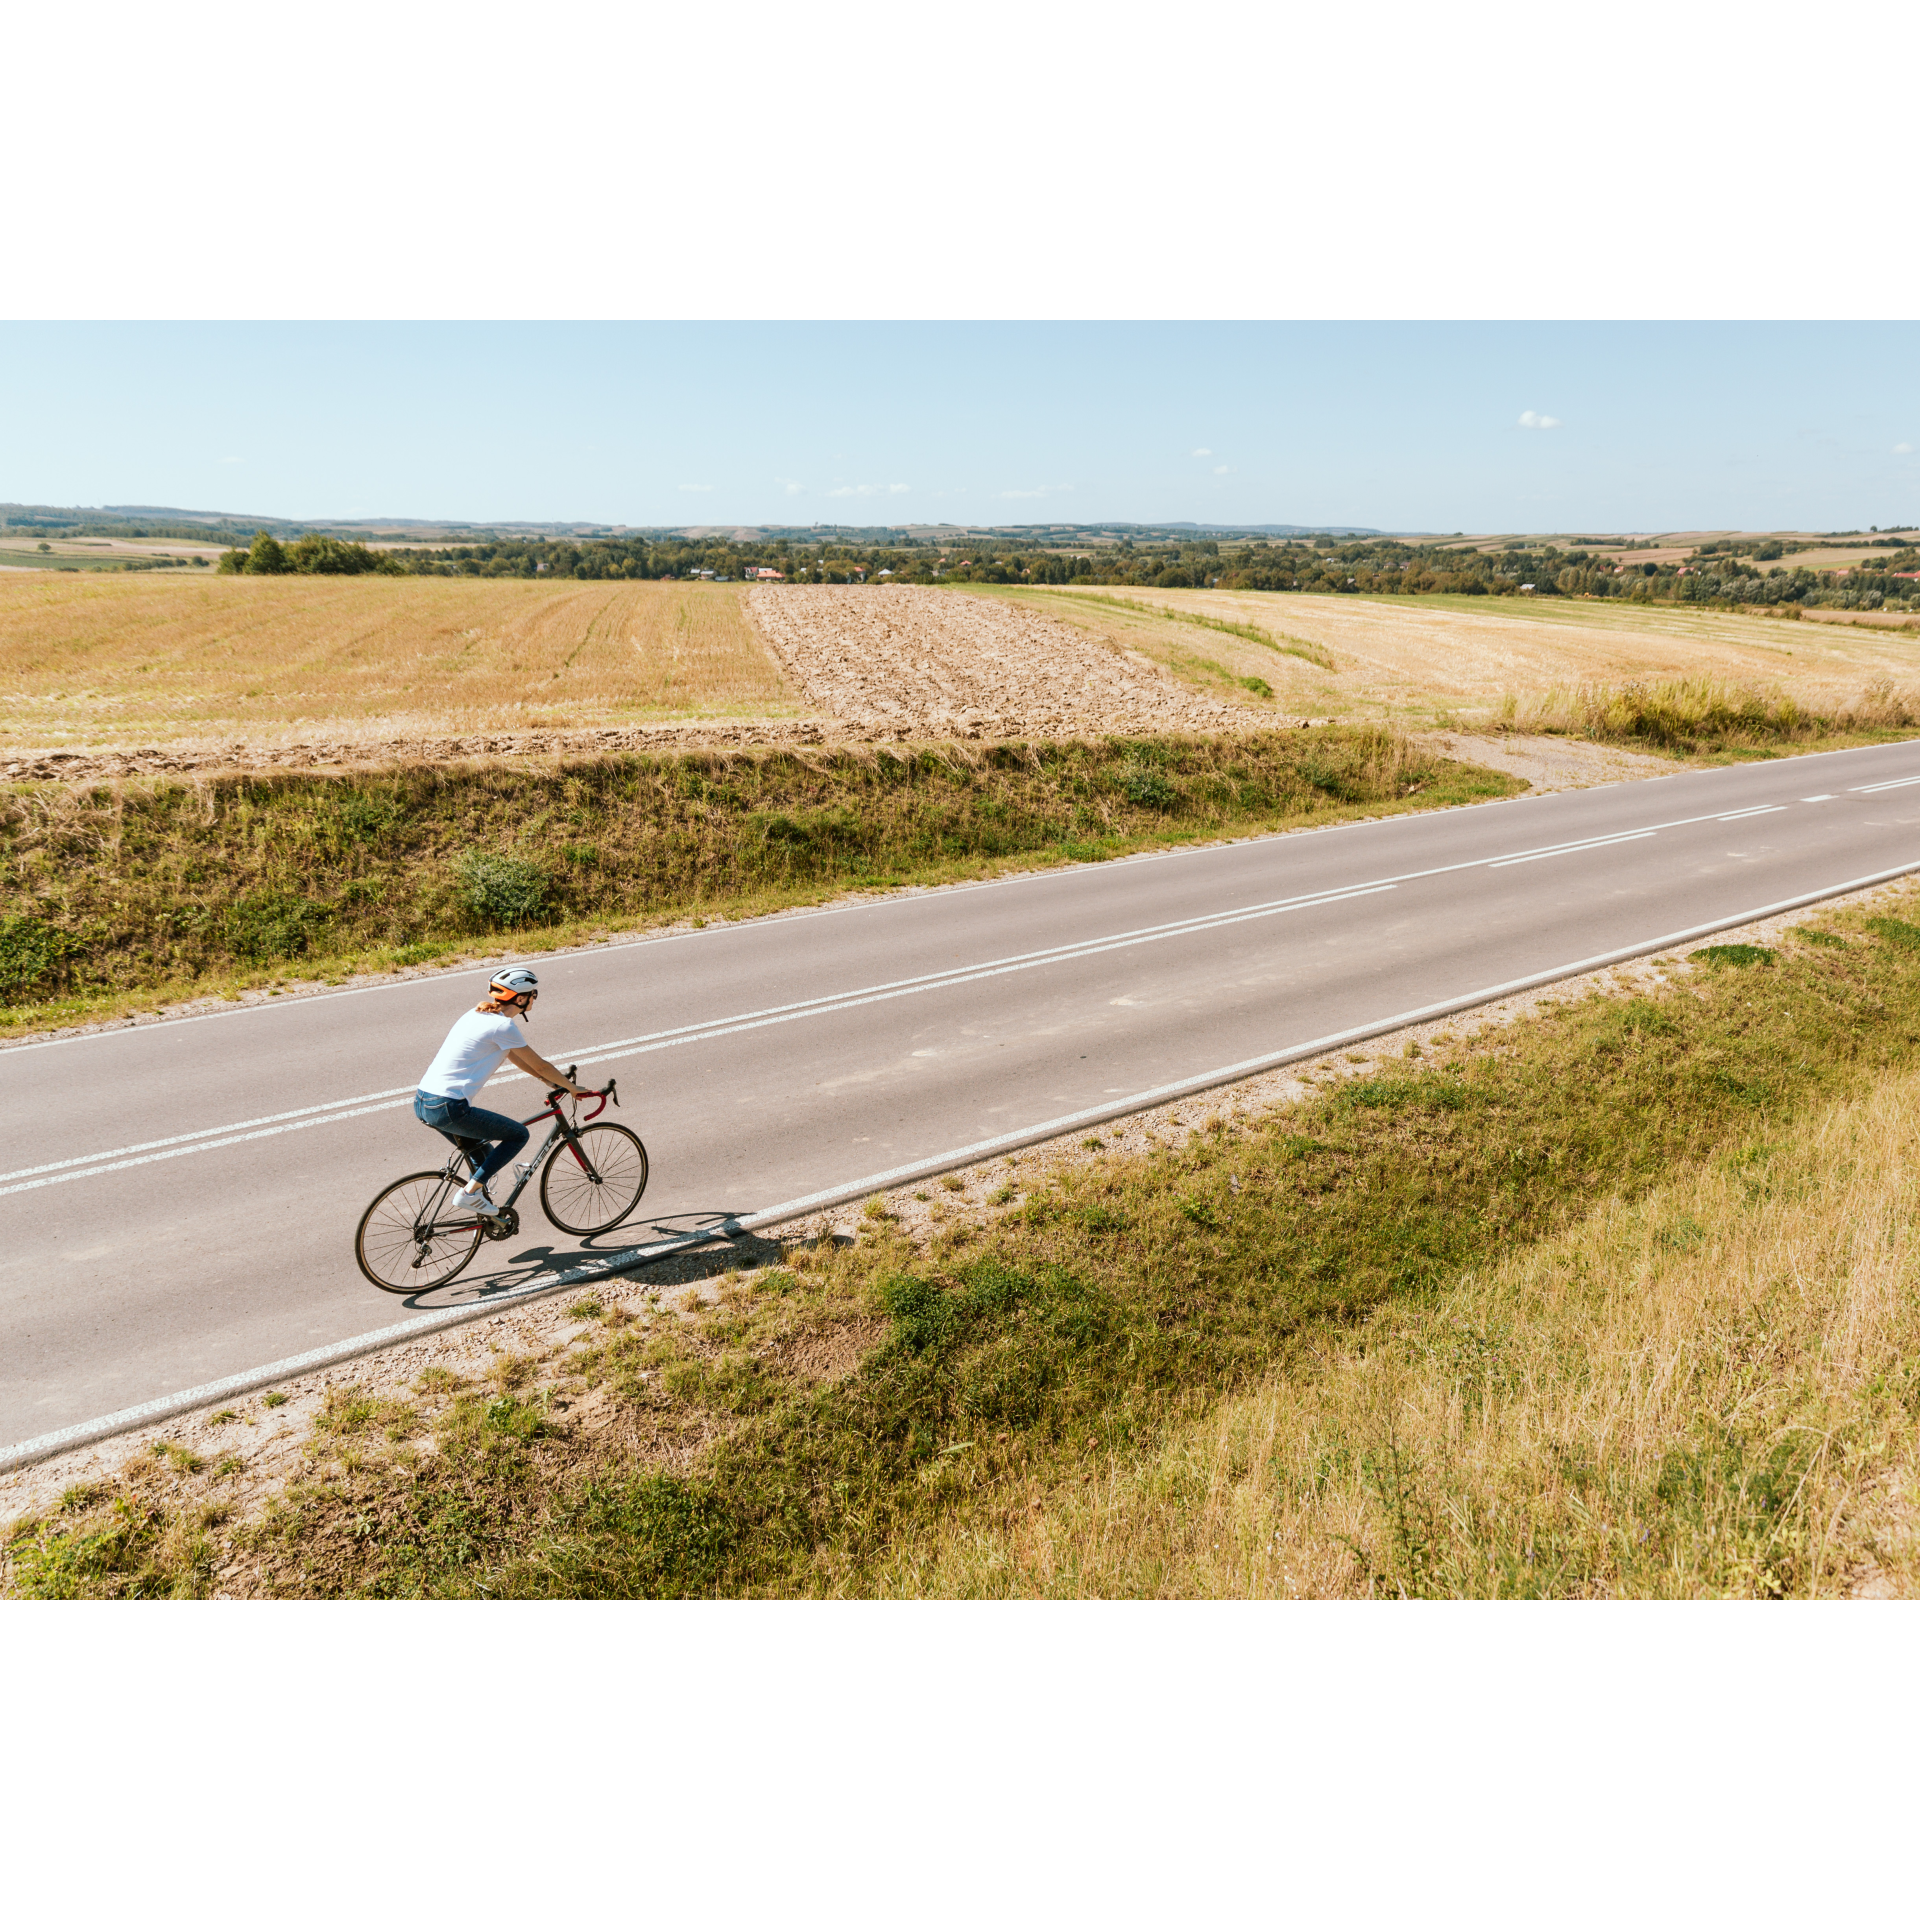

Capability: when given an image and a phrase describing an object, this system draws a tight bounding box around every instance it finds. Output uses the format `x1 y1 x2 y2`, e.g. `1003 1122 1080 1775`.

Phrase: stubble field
982 583 1920 728
0 573 802 757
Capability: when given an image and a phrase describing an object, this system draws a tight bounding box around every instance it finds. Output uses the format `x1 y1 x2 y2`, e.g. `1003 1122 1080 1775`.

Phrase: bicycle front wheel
541 1122 648 1235
355 1171 485 1294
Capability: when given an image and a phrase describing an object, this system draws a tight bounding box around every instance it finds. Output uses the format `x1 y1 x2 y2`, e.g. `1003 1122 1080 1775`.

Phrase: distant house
1518 582 1535 592
877 568 894 577
746 566 785 580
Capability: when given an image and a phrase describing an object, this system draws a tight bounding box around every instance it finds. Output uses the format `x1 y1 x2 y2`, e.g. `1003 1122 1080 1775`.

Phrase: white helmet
488 966 540 1009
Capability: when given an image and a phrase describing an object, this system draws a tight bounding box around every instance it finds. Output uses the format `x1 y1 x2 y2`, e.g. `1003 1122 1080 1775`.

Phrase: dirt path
1413 730 1674 794
748 584 1267 739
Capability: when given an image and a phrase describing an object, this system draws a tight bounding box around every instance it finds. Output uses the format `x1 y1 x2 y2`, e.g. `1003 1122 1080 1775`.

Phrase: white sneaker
452 1190 501 1218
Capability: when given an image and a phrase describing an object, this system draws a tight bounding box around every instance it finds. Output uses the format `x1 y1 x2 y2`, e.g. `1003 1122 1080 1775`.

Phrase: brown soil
0 718 846 785
749 584 1269 739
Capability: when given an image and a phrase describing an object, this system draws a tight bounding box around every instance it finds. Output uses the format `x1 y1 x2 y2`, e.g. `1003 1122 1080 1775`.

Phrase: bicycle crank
480 1207 520 1242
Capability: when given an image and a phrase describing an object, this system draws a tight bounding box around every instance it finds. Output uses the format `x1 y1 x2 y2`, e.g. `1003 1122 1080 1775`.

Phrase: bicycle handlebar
544 1072 617 1121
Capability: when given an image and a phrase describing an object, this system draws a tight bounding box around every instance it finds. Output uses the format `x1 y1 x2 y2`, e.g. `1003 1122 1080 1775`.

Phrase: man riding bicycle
414 967 578 1219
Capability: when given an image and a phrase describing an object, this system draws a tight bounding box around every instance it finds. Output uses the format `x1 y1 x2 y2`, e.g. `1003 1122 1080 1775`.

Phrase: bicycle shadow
398 1208 793 1310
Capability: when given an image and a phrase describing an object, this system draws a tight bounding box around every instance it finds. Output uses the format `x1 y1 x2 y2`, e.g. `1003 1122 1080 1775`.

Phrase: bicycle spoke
355 1172 484 1293
541 1123 648 1236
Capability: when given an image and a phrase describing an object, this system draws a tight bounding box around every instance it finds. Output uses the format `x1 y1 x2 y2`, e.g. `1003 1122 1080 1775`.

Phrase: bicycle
354 1073 648 1294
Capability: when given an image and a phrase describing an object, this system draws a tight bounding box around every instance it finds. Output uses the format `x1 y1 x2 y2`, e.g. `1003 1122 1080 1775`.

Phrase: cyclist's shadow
400 1209 786 1309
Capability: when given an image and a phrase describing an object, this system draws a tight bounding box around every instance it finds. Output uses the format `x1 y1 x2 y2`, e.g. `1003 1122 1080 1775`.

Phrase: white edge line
8 855 1917 1476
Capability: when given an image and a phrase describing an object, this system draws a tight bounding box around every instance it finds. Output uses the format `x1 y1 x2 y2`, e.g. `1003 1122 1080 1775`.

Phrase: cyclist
413 966 580 1218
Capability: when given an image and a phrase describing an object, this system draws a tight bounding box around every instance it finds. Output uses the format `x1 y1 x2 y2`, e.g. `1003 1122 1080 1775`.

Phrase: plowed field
747 584 1259 739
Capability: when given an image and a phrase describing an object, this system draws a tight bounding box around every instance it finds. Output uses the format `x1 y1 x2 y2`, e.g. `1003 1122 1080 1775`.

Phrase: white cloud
1190 447 1211 458
889 483 911 494
777 477 804 495
1212 465 1230 475
1895 443 1914 455
1518 410 1562 430
218 454 243 464
677 482 713 492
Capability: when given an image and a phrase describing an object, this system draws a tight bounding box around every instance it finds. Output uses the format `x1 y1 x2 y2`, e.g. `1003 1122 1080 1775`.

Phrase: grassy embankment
15 898 1920 1599
0 728 1509 1031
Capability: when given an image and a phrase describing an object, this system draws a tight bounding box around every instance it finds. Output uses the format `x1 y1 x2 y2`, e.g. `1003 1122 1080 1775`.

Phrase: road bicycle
354 1073 648 1294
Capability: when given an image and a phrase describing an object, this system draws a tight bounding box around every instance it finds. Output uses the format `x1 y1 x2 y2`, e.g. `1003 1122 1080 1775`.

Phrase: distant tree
244 533 289 574
283 533 401 576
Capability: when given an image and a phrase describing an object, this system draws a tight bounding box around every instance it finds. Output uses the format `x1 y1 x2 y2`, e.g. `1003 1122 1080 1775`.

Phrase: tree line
203 526 1920 613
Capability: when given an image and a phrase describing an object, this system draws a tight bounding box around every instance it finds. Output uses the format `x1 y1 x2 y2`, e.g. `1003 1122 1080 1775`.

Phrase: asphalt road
7 738 1920 1447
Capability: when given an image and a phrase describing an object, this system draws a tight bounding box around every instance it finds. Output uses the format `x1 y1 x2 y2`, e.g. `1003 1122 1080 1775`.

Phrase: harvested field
748 584 1265 739
0 573 802 753
990 584 1920 727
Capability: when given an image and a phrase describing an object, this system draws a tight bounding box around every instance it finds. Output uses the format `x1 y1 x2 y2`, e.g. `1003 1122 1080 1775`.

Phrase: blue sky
4 323 1915 534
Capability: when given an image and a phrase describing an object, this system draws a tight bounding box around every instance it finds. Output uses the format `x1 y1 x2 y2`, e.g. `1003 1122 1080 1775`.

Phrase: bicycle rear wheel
356 1171 485 1294
540 1122 648 1235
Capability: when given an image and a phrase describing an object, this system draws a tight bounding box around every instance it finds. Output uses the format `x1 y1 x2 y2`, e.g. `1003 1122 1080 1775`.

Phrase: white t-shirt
418 1009 528 1102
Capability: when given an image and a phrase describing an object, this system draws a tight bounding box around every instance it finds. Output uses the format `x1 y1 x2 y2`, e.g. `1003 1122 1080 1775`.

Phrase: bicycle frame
429 1077 617 1233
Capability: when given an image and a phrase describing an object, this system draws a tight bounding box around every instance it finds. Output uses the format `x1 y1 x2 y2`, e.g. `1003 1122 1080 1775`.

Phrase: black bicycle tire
355 1170 485 1294
539 1122 649 1235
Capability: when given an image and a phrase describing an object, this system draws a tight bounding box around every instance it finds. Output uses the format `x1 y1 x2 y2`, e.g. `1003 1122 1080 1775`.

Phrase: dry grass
990 584 1920 729
856 1064 1920 1599
0 574 802 750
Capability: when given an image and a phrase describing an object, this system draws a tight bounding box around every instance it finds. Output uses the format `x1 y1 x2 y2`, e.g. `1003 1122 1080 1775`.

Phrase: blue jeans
413 1091 530 1189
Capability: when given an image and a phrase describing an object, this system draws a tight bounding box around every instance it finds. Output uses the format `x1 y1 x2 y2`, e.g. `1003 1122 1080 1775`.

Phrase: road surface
6 738 1920 1448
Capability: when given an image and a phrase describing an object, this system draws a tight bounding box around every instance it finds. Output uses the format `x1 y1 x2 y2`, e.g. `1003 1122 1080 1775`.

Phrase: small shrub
1120 766 1176 809
333 790 404 845
453 849 548 928
226 892 328 962
1692 945 1774 969
1793 927 1847 949
0 914 68 1001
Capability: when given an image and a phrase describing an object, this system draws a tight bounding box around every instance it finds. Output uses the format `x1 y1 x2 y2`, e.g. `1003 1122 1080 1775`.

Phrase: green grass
0 730 1513 1030
20 894 1920 1598
1077 594 1336 670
